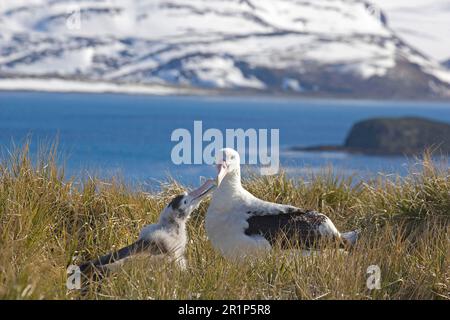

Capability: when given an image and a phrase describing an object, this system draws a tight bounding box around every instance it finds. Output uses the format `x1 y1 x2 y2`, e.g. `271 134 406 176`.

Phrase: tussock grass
0 145 448 300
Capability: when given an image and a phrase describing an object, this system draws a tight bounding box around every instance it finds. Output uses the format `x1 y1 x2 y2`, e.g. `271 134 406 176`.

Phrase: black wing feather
244 209 328 248
79 238 166 274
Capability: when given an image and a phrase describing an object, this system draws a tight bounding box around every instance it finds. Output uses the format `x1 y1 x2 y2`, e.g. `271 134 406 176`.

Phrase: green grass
0 144 448 300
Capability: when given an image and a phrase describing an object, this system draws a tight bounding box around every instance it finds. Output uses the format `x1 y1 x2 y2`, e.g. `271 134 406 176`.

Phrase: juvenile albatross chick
79 179 215 276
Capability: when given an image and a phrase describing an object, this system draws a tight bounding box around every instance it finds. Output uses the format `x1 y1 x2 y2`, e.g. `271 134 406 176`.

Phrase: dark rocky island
294 117 450 156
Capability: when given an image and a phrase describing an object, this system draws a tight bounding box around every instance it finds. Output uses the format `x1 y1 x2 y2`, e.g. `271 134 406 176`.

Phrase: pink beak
188 179 216 200
216 163 227 186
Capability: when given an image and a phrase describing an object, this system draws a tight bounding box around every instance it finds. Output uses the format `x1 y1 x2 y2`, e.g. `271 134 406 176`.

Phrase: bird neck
158 212 187 232
218 169 243 193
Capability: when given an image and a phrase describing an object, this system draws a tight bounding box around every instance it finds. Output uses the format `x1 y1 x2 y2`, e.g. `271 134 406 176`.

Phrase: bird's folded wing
79 238 167 273
244 205 327 248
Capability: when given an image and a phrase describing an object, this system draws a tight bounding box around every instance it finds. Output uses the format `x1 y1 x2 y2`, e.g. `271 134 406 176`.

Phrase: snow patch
0 78 194 95
7 48 95 75
183 56 265 89
282 78 304 92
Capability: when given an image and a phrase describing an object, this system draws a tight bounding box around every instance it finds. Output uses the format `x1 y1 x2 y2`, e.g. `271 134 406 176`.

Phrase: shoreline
0 78 204 96
1 78 450 103
290 145 414 157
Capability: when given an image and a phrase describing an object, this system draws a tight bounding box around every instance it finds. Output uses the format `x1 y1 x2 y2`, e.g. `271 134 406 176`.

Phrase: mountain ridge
1 0 449 99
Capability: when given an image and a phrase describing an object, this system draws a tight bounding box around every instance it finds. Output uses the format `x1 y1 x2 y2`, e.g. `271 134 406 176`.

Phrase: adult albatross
205 148 359 260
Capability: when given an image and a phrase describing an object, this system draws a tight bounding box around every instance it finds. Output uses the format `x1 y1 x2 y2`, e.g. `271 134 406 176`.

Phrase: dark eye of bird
169 194 184 210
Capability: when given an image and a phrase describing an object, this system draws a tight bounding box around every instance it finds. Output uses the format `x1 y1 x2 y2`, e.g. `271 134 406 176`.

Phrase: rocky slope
344 117 450 155
294 117 450 155
443 60 450 70
0 0 449 98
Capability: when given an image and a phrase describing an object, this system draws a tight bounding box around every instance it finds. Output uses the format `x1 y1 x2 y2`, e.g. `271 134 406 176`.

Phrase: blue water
1 91 450 187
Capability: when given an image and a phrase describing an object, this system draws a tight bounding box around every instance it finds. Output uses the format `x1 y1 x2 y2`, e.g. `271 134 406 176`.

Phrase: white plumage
206 148 359 260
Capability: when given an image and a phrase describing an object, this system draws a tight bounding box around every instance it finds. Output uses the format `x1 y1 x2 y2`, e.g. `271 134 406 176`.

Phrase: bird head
161 179 216 223
215 148 241 186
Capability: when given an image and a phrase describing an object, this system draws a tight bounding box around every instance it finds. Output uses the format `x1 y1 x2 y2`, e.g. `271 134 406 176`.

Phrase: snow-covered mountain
444 60 450 70
371 0 450 63
0 0 449 99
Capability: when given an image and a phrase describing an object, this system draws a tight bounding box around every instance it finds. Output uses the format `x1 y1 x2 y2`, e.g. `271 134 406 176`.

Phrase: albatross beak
216 163 227 186
188 179 216 201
